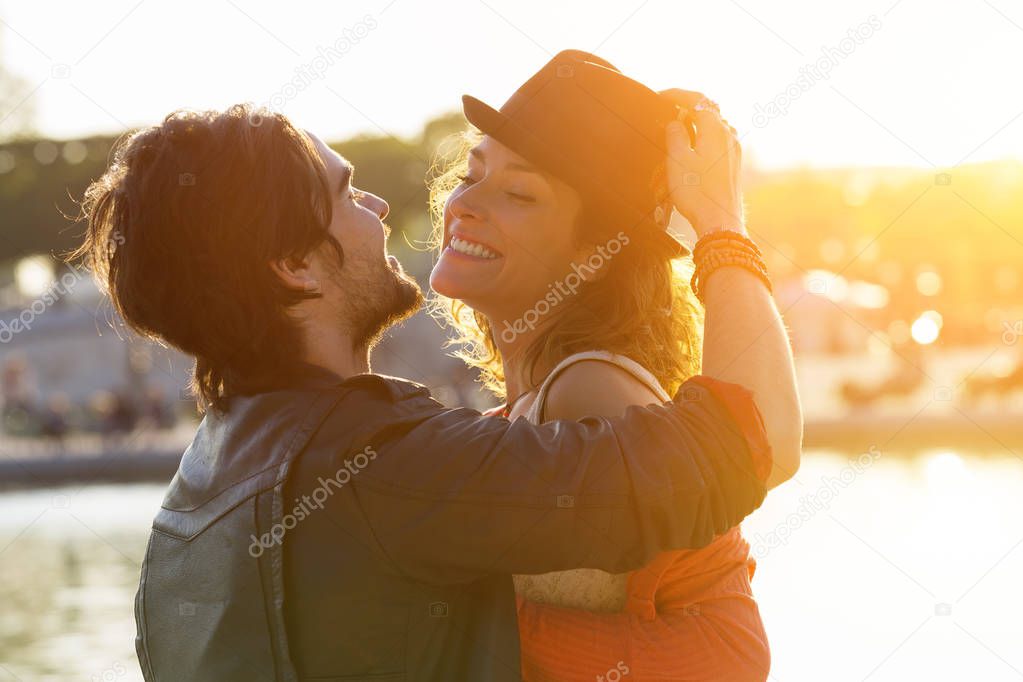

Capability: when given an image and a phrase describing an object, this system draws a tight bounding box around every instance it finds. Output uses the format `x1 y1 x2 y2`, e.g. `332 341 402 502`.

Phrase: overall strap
526 350 671 423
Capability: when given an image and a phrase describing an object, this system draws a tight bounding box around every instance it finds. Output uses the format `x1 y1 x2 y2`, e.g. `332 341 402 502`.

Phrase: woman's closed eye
458 174 535 203
504 190 535 203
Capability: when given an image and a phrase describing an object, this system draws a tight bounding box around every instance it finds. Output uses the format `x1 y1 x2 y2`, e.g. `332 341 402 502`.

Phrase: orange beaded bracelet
690 229 772 303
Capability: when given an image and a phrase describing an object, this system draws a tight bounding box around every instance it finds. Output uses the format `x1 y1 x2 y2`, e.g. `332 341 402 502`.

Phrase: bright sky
1 0 1021 170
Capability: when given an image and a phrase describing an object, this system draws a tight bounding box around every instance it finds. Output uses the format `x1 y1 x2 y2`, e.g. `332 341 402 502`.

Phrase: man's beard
339 252 424 352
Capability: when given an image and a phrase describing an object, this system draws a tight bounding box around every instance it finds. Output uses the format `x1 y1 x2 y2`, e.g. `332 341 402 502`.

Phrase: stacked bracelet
692 229 765 259
690 229 773 303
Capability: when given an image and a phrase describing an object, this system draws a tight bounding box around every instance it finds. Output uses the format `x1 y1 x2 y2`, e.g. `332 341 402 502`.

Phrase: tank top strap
525 350 671 424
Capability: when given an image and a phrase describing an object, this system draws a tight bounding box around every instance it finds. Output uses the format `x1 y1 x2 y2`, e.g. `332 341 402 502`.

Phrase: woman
430 50 798 681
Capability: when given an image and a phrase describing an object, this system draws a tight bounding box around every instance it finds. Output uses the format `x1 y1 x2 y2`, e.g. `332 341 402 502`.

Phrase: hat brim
461 95 689 259
462 95 557 184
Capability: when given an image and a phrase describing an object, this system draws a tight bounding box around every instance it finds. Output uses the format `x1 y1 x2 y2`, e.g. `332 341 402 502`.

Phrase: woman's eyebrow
469 147 543 176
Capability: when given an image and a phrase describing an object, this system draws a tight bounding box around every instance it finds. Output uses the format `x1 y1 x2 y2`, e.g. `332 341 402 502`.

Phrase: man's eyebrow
468 147 542 176
337 162 353 194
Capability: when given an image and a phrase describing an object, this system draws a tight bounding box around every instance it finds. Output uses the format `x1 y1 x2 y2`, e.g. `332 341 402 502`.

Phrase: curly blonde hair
427 131 704 400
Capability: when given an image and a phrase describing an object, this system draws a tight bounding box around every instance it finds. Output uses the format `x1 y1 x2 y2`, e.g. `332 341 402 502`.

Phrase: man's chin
390 272 425 323
352 269 424 350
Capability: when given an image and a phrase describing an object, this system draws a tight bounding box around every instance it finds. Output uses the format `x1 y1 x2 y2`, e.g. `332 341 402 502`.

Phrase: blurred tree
0 30 37 140
0 111 468 266
0 103 1019 349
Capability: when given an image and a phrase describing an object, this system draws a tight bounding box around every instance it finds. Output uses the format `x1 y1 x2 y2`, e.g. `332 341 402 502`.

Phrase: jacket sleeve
350 374 773 585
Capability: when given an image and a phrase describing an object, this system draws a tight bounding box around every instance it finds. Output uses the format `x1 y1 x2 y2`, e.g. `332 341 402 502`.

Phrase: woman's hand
659 89 746 237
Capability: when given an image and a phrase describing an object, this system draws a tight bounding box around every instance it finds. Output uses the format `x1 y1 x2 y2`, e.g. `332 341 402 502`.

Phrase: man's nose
365 192 389 220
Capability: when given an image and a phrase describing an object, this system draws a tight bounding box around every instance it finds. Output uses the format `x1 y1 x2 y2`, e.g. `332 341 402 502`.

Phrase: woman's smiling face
430 135 587 323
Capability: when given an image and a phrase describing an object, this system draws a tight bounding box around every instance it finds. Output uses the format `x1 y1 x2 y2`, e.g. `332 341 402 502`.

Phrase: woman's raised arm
661 88 804 489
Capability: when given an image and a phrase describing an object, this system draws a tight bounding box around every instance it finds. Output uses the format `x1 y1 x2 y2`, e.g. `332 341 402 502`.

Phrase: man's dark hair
70 103 341 414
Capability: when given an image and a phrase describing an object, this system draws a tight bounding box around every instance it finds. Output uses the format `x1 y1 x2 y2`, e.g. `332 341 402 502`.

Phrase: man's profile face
304 132 423 349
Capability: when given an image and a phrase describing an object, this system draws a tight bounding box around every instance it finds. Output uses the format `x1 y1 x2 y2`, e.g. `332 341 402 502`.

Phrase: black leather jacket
134 364 771 681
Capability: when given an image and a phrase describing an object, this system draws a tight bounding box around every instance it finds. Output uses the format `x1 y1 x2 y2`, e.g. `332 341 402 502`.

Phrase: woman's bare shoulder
543 358 664 421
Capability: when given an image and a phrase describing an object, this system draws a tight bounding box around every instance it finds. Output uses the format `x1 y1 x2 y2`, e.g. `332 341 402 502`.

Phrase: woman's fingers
666 118 698 165
665 112 724 165
658 88 706 108
685 108 733 159
661 88 736 155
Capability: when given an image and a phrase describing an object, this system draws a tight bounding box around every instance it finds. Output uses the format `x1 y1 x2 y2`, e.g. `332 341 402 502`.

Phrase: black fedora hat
462 49 689 258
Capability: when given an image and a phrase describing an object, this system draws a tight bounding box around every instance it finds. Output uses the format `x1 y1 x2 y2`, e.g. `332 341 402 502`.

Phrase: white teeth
450 236 499 259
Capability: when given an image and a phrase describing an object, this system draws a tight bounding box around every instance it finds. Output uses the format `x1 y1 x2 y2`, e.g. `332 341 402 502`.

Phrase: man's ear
270 254 321 295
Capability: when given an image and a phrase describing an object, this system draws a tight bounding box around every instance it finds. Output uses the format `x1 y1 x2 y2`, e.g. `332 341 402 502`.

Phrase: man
73 102 795 681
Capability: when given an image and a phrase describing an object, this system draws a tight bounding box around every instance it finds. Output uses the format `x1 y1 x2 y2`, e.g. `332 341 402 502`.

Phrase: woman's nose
448 186 484 221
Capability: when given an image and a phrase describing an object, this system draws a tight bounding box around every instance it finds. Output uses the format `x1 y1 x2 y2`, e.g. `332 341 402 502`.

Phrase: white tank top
512 350 670 612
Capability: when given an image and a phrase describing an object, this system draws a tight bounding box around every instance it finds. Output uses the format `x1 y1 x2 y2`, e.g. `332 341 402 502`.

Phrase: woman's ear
270 254 321 295
572 242 613 283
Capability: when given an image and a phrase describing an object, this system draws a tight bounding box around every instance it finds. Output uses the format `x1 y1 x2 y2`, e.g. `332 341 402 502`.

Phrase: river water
1 449 1021 681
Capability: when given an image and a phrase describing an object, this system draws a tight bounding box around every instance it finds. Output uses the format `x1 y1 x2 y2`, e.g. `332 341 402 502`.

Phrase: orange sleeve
685 375 774 484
